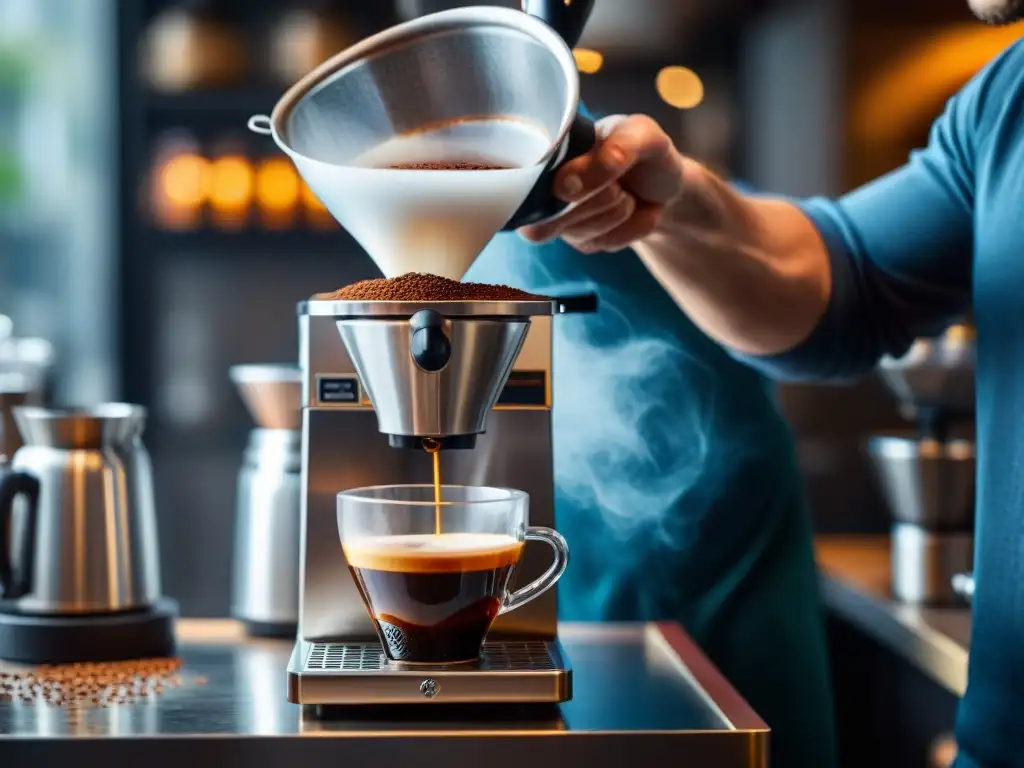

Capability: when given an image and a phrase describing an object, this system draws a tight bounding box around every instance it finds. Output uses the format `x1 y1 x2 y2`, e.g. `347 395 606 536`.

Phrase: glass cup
337 484 568 665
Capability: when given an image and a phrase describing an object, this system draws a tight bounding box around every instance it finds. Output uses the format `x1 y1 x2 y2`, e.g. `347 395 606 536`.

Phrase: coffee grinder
247 5 597 705
229 364 302 638
868 324 975 605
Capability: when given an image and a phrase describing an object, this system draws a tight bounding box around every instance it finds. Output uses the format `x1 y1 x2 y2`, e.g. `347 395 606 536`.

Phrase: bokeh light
255 158 300 213
159 154 209 209
573 48 604 75
209 155 254 226
656 66 704 109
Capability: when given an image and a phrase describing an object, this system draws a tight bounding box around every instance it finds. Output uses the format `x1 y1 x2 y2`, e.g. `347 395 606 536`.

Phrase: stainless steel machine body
291 299 567 705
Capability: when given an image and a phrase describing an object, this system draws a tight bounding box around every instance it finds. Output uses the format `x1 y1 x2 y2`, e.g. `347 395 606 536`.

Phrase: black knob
410 310 451 372
503 114 597 231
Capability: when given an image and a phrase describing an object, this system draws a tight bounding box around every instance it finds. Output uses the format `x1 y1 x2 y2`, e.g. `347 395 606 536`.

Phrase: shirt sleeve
738 42 1020 382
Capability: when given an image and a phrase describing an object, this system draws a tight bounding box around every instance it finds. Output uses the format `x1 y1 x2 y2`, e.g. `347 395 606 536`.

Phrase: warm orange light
573 48 603 75
656 66 704 109
209 155 254 213
300 182 326 212
160 154 209 208
255 158 300 213
851 23 1023 144
301 182 336 229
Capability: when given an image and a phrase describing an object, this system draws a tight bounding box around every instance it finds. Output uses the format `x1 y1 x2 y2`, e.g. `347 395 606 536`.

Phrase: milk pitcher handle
0 468 39 600
502 113 597 230
499 526 569 615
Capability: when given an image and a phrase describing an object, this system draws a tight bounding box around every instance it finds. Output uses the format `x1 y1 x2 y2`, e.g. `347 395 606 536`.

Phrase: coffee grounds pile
0 657 187 708
314 273 551 302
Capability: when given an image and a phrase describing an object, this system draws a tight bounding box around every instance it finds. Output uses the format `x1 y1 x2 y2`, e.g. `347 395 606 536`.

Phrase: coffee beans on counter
0 657 185 708
314 272 550 302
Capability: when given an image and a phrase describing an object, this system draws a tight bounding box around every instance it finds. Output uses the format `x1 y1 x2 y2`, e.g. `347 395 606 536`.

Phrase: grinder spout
327 294 599 446
334 301 537 444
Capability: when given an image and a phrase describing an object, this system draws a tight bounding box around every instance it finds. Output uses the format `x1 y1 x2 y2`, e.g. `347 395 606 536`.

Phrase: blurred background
0 0 1017 617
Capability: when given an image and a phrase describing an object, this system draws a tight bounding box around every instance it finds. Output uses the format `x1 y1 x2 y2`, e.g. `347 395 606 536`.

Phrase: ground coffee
314 273 550 302
0 657 188 708
386 162 511 171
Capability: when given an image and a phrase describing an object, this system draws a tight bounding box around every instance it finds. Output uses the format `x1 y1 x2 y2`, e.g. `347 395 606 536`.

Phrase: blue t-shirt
744 39 1024 768
467 236 836 768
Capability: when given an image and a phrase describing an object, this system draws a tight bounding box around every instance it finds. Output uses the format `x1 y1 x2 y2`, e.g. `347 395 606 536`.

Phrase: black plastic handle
410 310 452 372
522 0 596 50
554 293 599 314
0 467 40 601
503 113 597 231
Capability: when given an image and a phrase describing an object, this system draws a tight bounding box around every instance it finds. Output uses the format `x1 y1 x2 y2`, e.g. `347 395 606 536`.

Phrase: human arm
518 47 1020 378
636 115 975 378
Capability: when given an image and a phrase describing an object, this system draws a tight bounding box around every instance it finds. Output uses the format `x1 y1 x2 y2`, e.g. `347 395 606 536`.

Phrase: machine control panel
317 376 362 404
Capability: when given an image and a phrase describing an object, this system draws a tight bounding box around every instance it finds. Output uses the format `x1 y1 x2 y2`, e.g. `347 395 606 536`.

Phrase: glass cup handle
499 526 569 615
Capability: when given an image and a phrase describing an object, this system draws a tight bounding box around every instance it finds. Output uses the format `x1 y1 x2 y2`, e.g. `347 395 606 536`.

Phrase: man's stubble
969 0 1024 24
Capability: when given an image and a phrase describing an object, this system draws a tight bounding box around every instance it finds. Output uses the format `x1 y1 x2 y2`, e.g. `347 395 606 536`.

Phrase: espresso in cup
344 532 523 664
338 484 568 666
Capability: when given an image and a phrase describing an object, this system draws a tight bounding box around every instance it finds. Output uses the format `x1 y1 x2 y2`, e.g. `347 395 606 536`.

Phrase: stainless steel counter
816 536 971 696
0 620 767 767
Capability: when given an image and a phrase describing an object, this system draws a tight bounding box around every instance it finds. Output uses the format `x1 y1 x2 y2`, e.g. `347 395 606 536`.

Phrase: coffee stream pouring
248 4 596 281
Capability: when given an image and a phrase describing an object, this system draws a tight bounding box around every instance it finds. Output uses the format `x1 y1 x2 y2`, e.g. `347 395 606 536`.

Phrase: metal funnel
867 436 974 530
877 324 975 419
329 298 558 445
230 364 302 431
247 6 580 280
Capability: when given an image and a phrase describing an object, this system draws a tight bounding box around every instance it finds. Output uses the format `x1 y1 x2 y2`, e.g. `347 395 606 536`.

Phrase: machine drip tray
288 640 572 706
307 641 558 672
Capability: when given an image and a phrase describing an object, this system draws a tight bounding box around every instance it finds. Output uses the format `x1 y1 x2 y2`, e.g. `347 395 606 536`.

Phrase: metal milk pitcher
0 404 162 614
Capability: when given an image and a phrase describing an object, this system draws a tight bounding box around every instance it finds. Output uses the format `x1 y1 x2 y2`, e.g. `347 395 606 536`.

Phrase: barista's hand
517 114 685 253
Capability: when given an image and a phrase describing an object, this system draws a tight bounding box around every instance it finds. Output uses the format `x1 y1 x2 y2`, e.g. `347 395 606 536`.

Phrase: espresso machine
292 296 587 705
868 323 975 605
247 2 598 705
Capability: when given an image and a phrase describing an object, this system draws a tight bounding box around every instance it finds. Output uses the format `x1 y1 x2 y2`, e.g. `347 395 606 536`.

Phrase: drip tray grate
305 641 557 672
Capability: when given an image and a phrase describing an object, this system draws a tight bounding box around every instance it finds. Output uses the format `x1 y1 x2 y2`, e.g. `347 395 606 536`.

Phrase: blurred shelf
143 227 350 253
140 87 286 118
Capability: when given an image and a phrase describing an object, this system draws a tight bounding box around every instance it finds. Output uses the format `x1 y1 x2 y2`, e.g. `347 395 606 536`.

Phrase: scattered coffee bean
0 657 186 708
